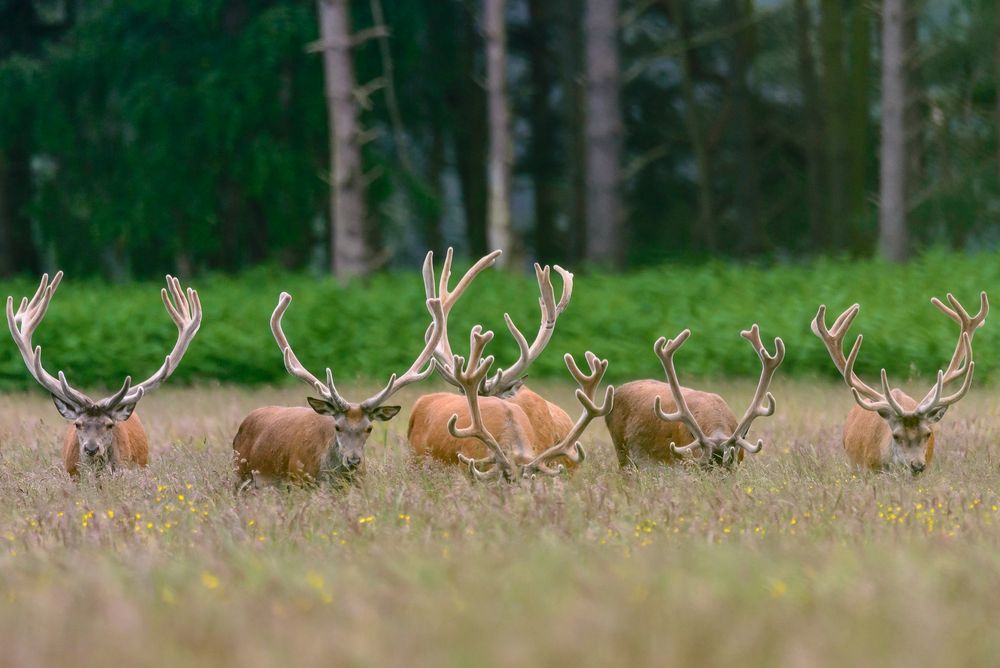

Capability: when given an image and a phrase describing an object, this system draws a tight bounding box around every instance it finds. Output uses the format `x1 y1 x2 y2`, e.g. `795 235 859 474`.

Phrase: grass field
1 378 999 667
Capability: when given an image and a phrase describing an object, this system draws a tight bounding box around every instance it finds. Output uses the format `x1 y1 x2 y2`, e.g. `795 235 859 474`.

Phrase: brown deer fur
607 380 741 467
843 391 935 471
408 393 537 465
233 406 367 483
63 412 149 477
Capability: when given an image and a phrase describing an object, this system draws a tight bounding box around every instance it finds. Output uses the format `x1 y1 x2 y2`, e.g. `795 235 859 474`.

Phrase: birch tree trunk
584 0 624 266
318 0 368 280
879 0 908 262
485 0 513 265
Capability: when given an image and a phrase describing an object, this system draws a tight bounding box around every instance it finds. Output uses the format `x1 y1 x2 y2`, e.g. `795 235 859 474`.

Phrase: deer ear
924 405 949 424
108 401 138 423
52 395 82 420
369 405 401 421
307 397 339 416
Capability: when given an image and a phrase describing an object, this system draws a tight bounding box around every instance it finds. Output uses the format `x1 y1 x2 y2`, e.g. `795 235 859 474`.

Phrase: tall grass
0 380 999 666
1 249 997 391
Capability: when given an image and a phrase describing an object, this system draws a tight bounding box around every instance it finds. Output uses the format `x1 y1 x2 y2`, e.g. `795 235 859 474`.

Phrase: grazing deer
231 287 446 486
606 326 784 468
408 248 579 457
6 272 202 476
408 324 613 480
812 292 987 473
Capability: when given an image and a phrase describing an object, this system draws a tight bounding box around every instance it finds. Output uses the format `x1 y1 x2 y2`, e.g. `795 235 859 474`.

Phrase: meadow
1 377 999 667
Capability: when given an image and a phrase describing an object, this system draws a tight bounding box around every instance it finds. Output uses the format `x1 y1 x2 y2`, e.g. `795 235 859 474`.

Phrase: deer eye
366 426 373 433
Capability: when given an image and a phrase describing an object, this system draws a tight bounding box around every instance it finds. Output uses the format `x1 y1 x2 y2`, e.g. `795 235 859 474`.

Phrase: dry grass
1 378 999 668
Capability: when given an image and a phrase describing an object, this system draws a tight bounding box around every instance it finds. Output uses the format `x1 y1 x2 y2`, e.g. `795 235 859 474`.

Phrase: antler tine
484 263 575 396
270 291 348 410
6 271 91 407
422 248 502 390
724 325 785 453
651 330 712 457
360 298 446 410
448 327 516 481
917 332 975 413
521 351 614 478
932 291 988 383
811 303 885 402
112 275 202 406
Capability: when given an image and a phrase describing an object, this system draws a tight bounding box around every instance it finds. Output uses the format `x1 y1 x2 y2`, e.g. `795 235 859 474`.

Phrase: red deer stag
6 272 202 476
606 326 784 468
411 248 579 456
408 324 613 480
811 292 986 473
232 288 446 486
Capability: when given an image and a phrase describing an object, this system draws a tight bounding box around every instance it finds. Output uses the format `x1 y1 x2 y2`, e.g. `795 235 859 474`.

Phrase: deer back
233 406 338 483
606 380 738 465
506 387 573 448
842 388 936 470
407 392 537 465
63 412 148 476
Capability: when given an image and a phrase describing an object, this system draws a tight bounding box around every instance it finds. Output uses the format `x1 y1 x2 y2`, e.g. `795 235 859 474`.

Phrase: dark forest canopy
1 0 999 279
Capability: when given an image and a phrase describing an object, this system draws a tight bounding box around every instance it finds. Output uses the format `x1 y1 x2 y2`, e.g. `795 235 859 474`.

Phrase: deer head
812 292 986 474
6 273 201 465
654 325 785 468
270 279 445 471
447 325 613 482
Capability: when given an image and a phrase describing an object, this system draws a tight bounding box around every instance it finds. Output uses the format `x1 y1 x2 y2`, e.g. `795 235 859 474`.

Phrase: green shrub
1 249 997 391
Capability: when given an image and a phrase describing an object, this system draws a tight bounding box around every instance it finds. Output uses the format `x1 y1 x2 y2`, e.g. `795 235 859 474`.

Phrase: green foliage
1 250 997 391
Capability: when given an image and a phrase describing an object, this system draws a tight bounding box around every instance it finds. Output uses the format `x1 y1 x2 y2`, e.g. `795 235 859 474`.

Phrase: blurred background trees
0 0 999 280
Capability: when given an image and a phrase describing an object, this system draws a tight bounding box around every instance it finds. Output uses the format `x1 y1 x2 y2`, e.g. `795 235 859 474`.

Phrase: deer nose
83 444 99 457
344 454 362 468
910 461 926 474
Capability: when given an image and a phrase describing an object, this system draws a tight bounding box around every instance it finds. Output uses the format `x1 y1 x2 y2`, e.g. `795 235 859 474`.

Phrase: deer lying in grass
6 272 202 476
409 324 613 480
407 249 582 462
606 326 784 468
812 292 987 473
231 287 445 486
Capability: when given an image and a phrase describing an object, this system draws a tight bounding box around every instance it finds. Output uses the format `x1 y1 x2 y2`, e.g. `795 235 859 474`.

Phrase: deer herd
3 250 990 484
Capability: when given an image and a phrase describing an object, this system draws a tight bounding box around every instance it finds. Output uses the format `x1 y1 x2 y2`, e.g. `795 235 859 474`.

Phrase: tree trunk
669 0 715 252
846 1 872 252
455 0 489 256
484 0 513 265
879 0 908 262
996 1 1000 183
728 0 760 254
528 0 563 264
318 0 368 280
556 0 587 264
423 122 445 257
0 146 38 277
0 150 16 277
820 0 848 250
583 0 623 266
793 0 827 252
